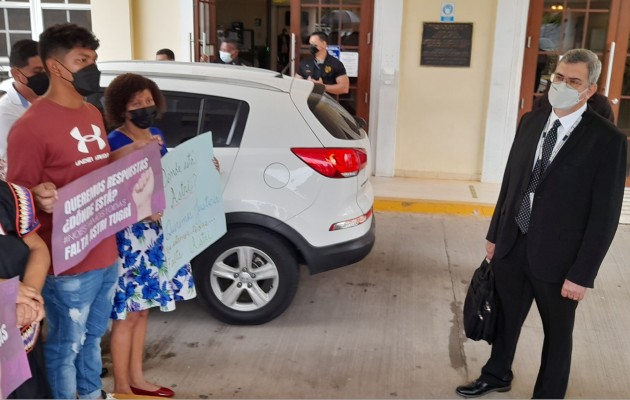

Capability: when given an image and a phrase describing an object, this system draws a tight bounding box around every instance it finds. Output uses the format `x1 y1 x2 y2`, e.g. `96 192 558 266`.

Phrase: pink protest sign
0 277 31 397
52 142 165 275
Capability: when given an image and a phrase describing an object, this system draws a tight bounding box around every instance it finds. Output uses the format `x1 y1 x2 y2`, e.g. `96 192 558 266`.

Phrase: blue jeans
42 263 117 399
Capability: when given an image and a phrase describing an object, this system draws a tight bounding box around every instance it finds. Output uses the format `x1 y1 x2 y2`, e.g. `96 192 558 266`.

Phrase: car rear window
307 86 363 140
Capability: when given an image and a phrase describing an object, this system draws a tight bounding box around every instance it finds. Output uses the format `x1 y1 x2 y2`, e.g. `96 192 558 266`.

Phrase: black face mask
309 45 319 56
129 106 158 129
57 61 101 96
25 72 50 96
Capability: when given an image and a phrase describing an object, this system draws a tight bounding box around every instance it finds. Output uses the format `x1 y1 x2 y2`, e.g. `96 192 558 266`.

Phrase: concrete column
369 0 403 177
481 0 530 183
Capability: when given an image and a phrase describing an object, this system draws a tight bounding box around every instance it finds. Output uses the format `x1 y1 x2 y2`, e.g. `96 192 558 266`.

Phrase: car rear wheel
192 226 299 325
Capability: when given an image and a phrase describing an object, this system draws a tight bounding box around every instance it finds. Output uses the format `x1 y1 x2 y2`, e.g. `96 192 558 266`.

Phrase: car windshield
308 86 363 140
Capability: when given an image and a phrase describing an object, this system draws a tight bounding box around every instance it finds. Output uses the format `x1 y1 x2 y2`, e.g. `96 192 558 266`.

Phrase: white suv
97 61 375 324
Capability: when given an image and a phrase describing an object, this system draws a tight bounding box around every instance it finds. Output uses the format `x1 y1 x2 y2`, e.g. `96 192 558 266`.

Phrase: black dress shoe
456 379 511 398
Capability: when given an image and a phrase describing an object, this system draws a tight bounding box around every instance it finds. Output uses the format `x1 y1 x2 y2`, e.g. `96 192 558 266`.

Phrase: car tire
192 226 300 325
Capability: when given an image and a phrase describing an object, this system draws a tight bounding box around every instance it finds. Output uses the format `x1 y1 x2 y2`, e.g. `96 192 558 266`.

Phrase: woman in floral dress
104 73 196 398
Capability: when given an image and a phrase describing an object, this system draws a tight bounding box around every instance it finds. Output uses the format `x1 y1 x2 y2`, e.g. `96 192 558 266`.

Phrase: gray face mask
548 82 588 110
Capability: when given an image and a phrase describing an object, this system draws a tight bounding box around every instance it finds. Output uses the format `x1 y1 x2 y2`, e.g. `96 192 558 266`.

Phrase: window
308 85 362 140
0 0 92 60
157 91 250 149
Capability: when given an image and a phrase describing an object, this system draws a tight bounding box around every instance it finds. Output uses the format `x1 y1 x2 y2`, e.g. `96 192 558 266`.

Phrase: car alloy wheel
210 246 279 312
193 227 299 325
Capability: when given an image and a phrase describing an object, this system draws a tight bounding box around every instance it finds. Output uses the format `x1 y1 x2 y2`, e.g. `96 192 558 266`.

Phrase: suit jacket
487 107 627 288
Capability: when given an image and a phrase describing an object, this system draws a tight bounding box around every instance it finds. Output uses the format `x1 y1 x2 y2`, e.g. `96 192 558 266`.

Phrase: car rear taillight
291 148 367 178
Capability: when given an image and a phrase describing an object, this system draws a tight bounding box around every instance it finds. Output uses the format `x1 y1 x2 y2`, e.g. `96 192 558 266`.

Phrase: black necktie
515 119 561 234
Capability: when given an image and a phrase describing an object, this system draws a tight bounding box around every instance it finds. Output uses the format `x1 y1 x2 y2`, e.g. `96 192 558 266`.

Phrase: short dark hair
104 73 166 127
221 38 240 51
9 39 39 68
156 48 175 60
309 31 329 44
39 23 99 71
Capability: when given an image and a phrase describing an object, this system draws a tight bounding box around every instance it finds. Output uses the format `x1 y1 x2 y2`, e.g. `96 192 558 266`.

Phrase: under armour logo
70 125 107 154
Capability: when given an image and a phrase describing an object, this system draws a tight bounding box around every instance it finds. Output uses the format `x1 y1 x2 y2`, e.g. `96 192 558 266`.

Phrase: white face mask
548 81 588 110
219 51 233 64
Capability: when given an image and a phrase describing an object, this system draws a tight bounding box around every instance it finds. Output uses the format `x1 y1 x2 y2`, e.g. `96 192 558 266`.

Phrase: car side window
158 91 249 149
157 93 203 148
201 96 249 148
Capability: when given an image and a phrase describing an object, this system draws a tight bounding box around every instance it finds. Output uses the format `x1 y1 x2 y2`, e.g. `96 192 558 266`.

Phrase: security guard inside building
296 31 349 95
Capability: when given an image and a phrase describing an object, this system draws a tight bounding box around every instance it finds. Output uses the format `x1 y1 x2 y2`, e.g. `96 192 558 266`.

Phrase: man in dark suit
456 49 627 399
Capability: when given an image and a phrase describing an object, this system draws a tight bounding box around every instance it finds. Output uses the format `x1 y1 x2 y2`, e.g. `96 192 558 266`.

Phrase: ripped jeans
42 263 117 399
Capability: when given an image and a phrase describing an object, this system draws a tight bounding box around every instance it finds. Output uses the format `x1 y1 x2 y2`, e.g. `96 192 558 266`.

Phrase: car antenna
275 60 292 78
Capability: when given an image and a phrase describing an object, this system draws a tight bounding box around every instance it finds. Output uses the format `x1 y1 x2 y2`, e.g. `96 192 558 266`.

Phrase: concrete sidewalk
99 177 630 399
101 212 630 399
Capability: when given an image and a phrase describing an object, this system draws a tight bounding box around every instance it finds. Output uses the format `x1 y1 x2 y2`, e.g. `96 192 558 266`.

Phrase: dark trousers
480 233 578 399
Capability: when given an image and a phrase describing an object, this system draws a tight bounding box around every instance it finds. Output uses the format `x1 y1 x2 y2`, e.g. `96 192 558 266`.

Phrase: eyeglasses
550 73 587 91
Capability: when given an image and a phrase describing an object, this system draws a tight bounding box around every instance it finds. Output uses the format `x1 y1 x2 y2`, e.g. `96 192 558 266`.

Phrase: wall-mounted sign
340 52 359 78
441 2 455 22
420 22 473 67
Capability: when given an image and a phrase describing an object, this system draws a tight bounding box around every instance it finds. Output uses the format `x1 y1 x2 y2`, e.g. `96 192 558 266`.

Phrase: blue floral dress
108 127 196 320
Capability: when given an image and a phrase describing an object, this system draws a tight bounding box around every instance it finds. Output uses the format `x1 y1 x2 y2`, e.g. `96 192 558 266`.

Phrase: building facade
1 0 628 183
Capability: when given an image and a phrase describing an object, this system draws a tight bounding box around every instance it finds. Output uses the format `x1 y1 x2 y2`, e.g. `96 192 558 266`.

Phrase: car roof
98 60 298 93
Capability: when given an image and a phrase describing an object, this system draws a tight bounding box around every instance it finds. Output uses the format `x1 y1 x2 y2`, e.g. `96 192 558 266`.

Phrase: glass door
194 0 217 62
519 0 630 180
519 0 618 119
290 0 373 123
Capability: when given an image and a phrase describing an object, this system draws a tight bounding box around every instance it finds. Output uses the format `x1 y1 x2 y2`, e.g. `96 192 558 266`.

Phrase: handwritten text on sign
162 133 226 280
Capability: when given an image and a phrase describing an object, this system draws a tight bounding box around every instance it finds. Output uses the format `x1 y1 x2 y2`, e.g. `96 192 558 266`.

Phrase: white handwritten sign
161 133 226 280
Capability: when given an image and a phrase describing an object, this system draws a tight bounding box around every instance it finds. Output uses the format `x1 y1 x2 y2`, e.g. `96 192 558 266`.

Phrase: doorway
192 0 374 123
519 0 630 128
290 0 373 122
519 0 630 181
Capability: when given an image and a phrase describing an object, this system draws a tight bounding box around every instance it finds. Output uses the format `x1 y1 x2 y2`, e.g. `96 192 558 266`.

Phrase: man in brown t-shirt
7 23 117 399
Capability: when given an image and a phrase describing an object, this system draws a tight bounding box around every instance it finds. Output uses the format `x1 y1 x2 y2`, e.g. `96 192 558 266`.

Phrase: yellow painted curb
374 197 495 217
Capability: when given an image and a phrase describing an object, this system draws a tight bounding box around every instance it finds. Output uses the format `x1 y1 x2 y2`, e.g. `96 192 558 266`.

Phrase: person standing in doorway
277 28 290 72
7 23 118 399
0 39 48 180
296 31 349 95
214 38 250 66
455 48 627 399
